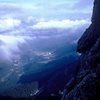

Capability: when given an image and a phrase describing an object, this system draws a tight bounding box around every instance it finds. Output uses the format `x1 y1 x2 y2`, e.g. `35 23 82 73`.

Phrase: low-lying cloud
0 17 90 63
0 35 28 61
0 18 21 31
33 19 90 29
0 17 91 36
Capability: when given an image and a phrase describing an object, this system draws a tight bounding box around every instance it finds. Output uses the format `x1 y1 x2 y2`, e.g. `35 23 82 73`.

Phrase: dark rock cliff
62 0 100 100
77 0 100 53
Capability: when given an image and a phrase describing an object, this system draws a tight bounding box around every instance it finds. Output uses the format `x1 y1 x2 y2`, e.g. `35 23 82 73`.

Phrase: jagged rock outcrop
77 0 100 53
62 0 100 99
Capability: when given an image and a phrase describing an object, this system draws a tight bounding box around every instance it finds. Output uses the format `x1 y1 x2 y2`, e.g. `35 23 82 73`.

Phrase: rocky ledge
62 0 100 100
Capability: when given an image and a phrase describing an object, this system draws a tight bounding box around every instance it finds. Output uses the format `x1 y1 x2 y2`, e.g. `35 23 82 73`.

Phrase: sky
0 0 94 20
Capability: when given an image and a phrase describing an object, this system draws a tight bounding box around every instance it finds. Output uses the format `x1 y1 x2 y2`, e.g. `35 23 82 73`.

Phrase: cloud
0 3 24 17
0 3 21 11
32 19 91 29
0 35 28 61
0 18 21 30
0 17 90 65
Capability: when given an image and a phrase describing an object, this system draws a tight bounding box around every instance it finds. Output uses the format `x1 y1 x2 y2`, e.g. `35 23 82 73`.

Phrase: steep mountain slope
62 0 100 99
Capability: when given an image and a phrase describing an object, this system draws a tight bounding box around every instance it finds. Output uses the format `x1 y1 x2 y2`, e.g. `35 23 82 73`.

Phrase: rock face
77 0 100 53
62 0 100 99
